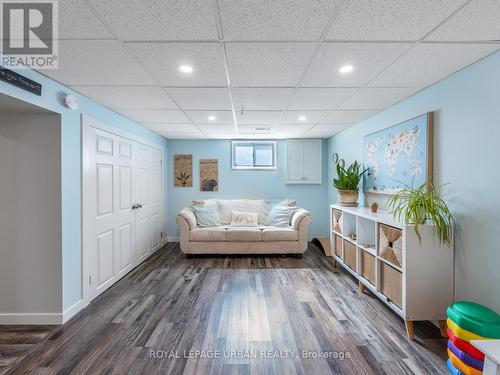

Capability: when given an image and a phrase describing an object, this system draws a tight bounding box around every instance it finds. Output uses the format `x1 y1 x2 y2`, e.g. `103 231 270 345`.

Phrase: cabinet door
286 141 304 183
303 140 321 183
286 139 321 184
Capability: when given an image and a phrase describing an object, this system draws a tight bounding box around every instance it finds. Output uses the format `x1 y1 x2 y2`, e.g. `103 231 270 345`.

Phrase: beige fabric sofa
176 199 312 255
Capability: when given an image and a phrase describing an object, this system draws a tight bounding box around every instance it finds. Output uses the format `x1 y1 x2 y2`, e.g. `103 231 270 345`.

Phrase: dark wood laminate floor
4 243 448 375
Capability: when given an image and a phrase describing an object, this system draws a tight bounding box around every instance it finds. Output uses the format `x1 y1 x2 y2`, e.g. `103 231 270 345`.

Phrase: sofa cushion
225 227 263 242
190 227 226 242
192 204 220 227
230 211 258 227
262 227 298 242
217 199 268 225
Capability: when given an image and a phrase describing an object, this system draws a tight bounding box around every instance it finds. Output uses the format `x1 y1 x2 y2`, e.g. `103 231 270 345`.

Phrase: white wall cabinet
285 139 322 184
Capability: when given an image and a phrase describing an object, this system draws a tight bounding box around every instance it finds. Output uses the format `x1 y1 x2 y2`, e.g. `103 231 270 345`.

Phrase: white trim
81 115 166 309
0 313 63 325
62 299 87 324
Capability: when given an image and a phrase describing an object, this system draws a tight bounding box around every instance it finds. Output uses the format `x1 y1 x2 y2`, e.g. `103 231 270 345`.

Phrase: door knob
138 203 143 208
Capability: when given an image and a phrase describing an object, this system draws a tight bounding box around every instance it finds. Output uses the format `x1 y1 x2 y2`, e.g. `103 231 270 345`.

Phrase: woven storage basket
379 224 403 268
332 209 342 233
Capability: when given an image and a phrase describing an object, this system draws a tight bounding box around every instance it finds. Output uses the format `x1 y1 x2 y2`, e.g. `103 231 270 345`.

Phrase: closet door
286 141 304 183
285 139 322 184
133 144 163 264
86 128 136 300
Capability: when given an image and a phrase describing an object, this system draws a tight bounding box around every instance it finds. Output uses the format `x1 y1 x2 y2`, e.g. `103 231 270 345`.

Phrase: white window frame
231 140 277 170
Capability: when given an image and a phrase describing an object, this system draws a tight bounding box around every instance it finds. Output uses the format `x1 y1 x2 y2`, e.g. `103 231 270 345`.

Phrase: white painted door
83 119 164 303
86 128 136 299
303 140 321 183
286 141 304 183
134 143 163 263
285 139 322 184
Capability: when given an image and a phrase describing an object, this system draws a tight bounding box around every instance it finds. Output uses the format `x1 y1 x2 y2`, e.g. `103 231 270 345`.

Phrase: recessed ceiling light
339 64 354 74
179 65 193 73
298 115 307 121
208 115 216 121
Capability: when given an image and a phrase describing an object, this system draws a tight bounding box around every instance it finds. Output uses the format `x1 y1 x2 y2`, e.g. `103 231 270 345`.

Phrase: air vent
254 127 272 132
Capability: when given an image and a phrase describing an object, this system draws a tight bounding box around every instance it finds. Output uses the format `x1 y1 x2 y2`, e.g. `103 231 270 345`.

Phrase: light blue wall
0 67 168 311
327 50 500 311
167 139 329 238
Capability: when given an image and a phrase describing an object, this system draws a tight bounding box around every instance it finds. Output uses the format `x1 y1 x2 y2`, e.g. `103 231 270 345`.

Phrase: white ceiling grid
39 0 500 139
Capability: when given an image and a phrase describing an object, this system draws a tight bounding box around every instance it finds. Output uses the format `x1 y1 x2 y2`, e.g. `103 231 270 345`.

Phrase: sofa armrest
292 208 312 252
178 207 197 230
291 208 311 230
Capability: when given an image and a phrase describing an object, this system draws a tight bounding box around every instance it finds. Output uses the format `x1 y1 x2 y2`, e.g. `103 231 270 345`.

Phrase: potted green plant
333 161 368 206
386 179 454 246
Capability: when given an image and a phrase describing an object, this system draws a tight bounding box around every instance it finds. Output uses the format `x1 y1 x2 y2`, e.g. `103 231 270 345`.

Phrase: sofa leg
295 254 303 259
186 254 193 259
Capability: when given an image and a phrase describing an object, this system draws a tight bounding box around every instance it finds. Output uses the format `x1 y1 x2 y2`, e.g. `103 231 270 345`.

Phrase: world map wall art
363 112 433 195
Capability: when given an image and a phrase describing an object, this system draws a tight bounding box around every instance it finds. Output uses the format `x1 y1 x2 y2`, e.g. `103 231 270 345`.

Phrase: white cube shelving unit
330 204 454 340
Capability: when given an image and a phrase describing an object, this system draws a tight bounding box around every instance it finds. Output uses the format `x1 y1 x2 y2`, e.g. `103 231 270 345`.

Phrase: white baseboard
0 312 63 325
62 299 87 324
167 236 179 242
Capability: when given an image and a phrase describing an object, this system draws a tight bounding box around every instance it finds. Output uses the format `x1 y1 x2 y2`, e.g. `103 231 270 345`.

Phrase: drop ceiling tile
327 0 467 41
185 110 234 124
206 133 240 139
280 111 330 125
59 0 113 39
87 0 218 40
72 86 177 109
166 88 232 110
143 123 200 133
288 88 357 110
426 0 500 41
197 124 236 133
301 43 411 87
219 0 342 40
340 88 419 110
238 125 274 134
370 43 500 88
226 43 316 86
126 43 227 86
304 124 352 138
274 125 315 138
236 111 282 125
117 109 190 123
232 88 295 110
44 40 155 85
319 110 376 124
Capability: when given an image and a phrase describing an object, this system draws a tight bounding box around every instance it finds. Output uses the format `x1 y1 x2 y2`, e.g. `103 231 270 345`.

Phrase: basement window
231 141 277 170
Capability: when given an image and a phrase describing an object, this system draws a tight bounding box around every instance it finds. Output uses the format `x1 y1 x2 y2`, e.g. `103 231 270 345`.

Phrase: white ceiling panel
87 0 218 41
426 0 500 41
274 125 315 138
59 0 113 39
301 43 411 87
235 111 282 125
72 86 177 109
280 111 330 125
219 0 342 41
304 124 352 138
116 109 190 123
44 40 155 85
370 44 499 88
126 43 227 86
231 88 295 110
163 133 207 139
143 123 200 133
319 110 376 124
288 88 357 110
340 88 419 110
185 110 234 124
197 124 236 133
238 125 274 134
166 88 232 110
327 0 467 41
205 133 240 139
226 43 316 86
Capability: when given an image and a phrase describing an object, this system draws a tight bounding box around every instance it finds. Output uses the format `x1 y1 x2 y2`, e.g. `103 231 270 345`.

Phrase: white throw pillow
218 199 267 224
230 211 258 227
